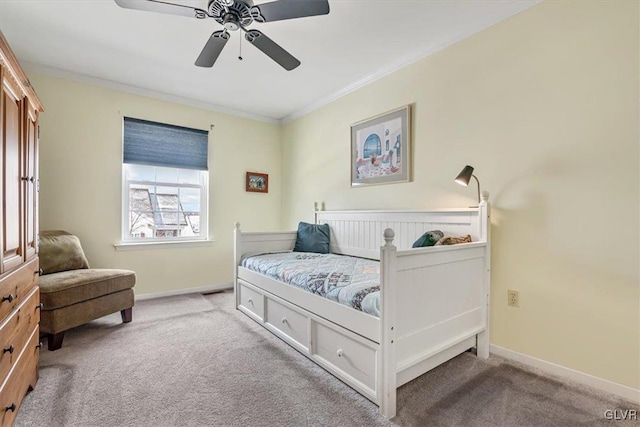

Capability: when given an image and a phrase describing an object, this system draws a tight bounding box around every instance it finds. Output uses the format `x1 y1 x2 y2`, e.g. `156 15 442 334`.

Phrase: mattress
241 252 381 318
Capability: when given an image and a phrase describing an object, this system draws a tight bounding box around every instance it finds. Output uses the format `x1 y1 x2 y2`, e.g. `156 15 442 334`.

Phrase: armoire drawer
312 322 378 393
0 325 39 427
238 281 264 321
265 297 309 351
0 287 39 382
0 258 39 322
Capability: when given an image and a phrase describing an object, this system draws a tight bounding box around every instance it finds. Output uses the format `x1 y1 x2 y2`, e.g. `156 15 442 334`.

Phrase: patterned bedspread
241 252 381 318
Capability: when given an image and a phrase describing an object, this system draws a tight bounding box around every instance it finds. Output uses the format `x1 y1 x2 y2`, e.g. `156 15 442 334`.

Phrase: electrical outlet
507 290 519 307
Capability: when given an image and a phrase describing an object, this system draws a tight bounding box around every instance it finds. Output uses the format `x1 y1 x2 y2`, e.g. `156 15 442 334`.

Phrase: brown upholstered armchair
38 231 136 350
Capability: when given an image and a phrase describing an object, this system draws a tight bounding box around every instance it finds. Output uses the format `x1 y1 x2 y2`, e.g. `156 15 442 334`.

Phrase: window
122 117 208 243
363 134 382 158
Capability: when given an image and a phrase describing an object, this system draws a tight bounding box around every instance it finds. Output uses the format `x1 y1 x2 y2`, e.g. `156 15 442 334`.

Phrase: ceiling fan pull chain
239 34 243 61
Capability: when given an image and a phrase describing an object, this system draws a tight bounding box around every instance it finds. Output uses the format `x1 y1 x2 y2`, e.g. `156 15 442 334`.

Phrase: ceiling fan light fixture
223 13 240 31
115 0 330 70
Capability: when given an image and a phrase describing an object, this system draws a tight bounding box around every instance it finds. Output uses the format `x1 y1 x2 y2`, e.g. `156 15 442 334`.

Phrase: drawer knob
35 268 43 276
1 294 14 303
36 342 43 349
5 403 16 413
336 348 344 357
3 345 14 355
36 303 43 310
281 317 287 324
247 298 253 305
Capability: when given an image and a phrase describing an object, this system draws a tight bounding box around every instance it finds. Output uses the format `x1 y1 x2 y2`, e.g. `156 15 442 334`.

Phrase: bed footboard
393 243 488 384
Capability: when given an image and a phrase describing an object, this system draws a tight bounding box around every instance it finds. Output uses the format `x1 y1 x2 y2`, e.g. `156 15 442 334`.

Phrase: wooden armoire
0 31 44 426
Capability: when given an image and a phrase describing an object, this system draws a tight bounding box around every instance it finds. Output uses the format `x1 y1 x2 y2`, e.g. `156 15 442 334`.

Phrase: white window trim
113 239 215 251
119 164 211 246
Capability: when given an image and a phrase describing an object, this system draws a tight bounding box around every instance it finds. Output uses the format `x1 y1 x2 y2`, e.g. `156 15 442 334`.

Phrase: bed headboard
315 194 490 259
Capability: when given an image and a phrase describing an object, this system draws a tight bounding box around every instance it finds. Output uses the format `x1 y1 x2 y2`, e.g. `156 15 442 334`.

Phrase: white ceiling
0 0 541 122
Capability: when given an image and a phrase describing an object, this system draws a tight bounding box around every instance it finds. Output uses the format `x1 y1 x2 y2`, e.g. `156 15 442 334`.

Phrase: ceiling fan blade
195 31 230 67
250 0 329 23
245 30 300 71
114 0 208 19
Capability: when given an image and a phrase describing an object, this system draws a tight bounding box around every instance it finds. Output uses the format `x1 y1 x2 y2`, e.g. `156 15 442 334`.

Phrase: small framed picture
246 172 268 193
351 105 411 187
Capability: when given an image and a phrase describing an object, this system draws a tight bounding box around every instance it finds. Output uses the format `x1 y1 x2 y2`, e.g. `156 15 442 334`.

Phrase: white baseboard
135 282 233 301
490 344 640 404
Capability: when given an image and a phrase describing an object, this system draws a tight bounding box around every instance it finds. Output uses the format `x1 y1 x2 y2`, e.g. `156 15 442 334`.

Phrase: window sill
113 239 215 251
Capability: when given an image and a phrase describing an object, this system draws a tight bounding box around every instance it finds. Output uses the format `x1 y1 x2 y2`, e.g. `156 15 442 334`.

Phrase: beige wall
281 1 639 389
30 73 282 296
29 0 638 391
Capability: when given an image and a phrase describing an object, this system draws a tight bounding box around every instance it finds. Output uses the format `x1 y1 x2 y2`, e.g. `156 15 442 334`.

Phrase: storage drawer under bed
236 277 379 402
237 280 264 321
265 296 310 353
311 321 378 398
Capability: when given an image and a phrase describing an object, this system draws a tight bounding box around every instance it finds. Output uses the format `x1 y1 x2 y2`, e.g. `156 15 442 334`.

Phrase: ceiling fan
114 0 330 71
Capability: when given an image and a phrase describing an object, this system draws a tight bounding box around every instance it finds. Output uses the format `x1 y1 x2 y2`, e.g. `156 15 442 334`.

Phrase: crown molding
281 1 542 124
22 62 280 125
21 1 541 126
280 47 433 124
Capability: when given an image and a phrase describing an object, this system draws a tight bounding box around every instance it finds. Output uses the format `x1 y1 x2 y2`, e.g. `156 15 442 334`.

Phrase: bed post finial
383 228 395 247
480 191 490 203
234 222 241 230
314 202 318 211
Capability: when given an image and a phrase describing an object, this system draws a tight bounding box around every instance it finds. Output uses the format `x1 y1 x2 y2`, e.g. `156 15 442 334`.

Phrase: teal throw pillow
293 222 330 254
412 230 444 248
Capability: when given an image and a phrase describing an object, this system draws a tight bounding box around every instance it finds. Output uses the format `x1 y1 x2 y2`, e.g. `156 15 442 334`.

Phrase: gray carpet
15 291 638 427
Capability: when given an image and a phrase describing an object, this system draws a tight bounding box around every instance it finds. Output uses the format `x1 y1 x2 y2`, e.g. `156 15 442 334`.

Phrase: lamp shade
455 165 474 186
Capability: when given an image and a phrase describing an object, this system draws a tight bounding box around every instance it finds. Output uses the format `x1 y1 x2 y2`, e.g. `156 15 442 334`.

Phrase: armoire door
1 77 24 273
24 104 37 261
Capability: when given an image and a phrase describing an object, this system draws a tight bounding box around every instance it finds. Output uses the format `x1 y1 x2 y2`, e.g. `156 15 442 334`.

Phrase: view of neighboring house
129 188 198 239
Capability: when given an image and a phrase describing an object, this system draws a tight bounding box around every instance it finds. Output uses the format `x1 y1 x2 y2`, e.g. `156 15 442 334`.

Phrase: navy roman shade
123 117 209 170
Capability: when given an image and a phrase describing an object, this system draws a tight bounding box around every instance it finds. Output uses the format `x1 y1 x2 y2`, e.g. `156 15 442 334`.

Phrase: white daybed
233 193 491 419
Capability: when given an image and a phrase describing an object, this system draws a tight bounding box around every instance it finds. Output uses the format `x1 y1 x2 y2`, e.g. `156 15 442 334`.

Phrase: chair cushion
39 269 136 310
39 230 90 275
40 289 134 334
